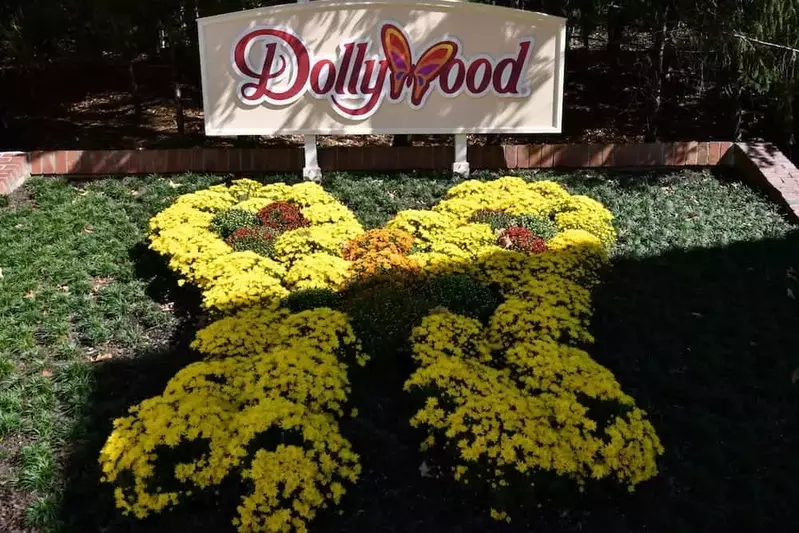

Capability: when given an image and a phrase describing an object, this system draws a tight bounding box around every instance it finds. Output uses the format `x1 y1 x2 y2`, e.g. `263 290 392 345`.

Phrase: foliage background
0 0 797 159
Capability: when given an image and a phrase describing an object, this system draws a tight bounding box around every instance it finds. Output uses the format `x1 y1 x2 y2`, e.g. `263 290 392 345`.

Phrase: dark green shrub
469 209 515 230
210 209 259 238
513 214 558 240
225 227 279 257
283 288 341 313
469 209 557 239
341 273 501 364
420 274 501 323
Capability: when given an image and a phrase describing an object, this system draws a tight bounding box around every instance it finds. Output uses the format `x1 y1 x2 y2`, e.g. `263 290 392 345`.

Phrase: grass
0 175 222 530
0 169 797 532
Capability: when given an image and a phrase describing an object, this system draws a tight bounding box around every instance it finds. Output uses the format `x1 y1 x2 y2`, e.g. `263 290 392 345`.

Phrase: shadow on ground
58 231 799 532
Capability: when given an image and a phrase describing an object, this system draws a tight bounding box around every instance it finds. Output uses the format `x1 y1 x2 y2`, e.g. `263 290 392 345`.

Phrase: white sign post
453 134 469 178
297 1 322 181
197 0 566 179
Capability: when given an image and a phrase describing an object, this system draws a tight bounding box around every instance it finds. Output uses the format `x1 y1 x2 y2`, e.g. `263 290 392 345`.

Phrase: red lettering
234 29 309 103
466 58 492 94
440 58 466 95
310 59 336 94
493 41 531 94
331 59 389 117
360 59 389 95
232 25 534 119
335 43 355 95
347 43 369 95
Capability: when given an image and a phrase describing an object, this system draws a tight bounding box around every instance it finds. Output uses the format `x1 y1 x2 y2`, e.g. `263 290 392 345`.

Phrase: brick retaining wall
21 142 732 177
4 141 799 223
733 143 799 221
0 152 29 195
4 141 735 194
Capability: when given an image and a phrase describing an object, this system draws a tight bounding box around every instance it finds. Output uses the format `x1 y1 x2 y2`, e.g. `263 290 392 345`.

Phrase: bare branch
734 32 799 55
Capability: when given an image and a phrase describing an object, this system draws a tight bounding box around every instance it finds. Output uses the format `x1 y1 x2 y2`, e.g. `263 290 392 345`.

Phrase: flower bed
101 177 663 532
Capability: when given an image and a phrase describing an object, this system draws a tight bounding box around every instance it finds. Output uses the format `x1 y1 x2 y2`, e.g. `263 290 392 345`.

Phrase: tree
739 0 799 151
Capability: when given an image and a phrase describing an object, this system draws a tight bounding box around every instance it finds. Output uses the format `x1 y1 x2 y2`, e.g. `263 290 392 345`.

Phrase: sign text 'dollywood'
198 0 566 135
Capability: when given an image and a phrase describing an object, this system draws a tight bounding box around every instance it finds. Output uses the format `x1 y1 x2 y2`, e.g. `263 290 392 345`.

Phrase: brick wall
21 141 733 177
734 143 799 221
5 142 799 223
0 152 29 195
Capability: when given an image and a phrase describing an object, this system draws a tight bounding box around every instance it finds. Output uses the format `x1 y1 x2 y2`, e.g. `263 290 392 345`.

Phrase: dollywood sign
199 0 565 135
197 0 565 176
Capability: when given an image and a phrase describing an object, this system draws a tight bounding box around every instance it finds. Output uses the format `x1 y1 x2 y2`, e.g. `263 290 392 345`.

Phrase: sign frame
196 0 567 137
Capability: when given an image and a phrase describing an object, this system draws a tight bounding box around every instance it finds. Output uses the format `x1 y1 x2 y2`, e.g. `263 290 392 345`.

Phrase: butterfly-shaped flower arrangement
103 178 663 533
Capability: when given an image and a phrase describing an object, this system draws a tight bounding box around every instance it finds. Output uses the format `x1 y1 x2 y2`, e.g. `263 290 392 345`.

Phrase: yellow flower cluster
474 230 609 289
385 209 458 249
406 303 663 488
148 179 364 311
402 181 662 517
383 179 616 279
284 253 352 291
406 331 662 484
101 394 360 532
430 177 615 251
200 252 288 311
100 305 365 531
192 306 367 367
272 222 363 265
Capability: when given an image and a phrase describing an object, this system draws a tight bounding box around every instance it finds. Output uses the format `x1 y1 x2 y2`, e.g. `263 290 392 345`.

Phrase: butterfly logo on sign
380 23 458 107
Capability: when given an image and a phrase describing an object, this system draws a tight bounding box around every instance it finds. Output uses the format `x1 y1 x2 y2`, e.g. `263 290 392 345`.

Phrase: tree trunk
792 88 799 162
730 83 743 141
184 0 199 81
392 134 412 147
607 7 625 55
171 44 185 135
780 85 796 155
565 22 573 52
0 105 10 150
663 3 679 81
128 60 143 120
580 25 591 50
645 12 669 142
487 134 502 145
722 43 744 141
184 0 198 48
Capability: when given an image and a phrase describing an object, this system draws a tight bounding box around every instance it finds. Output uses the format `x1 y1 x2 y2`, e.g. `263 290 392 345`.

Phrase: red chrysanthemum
225 226 280 257
225 227 258 243
497 226 548 254
256 202 310 232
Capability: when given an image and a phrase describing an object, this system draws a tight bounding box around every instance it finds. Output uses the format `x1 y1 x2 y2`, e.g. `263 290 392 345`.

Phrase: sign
198 0 566 135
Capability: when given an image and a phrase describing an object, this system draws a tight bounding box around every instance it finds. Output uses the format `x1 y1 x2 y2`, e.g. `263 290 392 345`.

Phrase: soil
0 434 37 533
